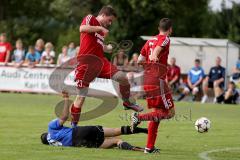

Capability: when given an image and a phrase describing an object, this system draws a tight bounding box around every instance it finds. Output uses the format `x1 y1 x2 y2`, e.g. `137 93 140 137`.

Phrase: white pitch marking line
198 147 240 160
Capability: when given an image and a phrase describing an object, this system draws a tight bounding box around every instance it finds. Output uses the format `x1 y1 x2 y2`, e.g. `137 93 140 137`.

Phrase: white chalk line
198 147 240 160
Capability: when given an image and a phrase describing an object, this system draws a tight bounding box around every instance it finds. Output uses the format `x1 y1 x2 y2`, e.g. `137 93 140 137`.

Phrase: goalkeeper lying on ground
40 91 147 151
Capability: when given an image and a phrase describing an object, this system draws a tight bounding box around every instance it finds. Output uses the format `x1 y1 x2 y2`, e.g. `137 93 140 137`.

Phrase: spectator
41 42 55 58
25 46 41 67
68 42 76 58
216 81 239 104
75 46 80 56
127 53 139 90
35 38 45 55
129 53 139 68
0 33 12 65
12 39 25 67
113 49 128 67
177 59 205 101
41 42 55 65
201 57 225 103
57 46 71 65
166 57 181 90
231 57 240 80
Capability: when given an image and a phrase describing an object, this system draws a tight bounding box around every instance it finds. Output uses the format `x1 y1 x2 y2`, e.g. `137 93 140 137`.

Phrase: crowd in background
165 56 240 105
0 33 79 68
110 45 240 104
0 32 239 104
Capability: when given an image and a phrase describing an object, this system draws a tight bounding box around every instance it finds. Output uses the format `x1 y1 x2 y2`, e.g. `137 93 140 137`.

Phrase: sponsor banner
0 66 120 96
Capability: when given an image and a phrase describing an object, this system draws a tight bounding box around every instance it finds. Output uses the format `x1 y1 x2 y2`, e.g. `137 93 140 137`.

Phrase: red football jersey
140 34 170 66
78 15 105 59
0 42 12 62
166 65 181 82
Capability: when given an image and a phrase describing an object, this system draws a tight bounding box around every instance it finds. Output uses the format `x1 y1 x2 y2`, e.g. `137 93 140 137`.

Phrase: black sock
133 127 148 134
121 126 132 134
118 142 134 150
177 94 185 101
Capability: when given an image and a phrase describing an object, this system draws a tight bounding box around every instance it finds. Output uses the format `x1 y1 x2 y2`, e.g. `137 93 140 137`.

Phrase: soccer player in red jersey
71 6 143 126
131 18 175 153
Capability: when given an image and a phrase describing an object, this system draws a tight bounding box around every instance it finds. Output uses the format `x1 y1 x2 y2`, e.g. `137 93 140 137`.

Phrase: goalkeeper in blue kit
40 91 147 151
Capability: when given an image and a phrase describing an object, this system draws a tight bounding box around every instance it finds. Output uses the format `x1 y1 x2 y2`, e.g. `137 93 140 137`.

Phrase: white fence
0 64 120 96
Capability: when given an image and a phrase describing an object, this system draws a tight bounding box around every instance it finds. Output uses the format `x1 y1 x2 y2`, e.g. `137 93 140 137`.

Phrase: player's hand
105 44 113 53
99 26 109 36
149 54 158 62
189 84 194 89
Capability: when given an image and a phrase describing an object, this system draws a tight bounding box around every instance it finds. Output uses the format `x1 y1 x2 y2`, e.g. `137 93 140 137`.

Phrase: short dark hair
98 5 117 18
159 18 172 32
229 81 235 86
41 132 49 145
195 59 201 63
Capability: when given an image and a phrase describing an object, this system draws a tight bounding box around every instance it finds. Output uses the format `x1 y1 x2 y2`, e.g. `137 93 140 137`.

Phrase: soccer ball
195 117 211 133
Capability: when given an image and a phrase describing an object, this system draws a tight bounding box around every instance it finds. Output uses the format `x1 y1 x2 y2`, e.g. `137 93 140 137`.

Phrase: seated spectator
129 53 139 68
41 42 55 58
41 42 55 65
35 38 45 55
57 46 71 65
113 49 128 67
67 42 76 58
166 57 181 90
127 53 139 88
216 81 239 104
25 46 41 67
12 39 25 67
201 57 225 103
0 33 12 65
177 59 205 101
75 46 80 56
231 58 240 80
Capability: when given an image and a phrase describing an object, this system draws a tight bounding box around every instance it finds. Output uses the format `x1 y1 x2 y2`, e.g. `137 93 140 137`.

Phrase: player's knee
112 71 129 85
168 108 175 118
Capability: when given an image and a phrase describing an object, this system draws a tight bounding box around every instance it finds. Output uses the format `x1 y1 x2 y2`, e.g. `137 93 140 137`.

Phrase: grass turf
0 92 239 160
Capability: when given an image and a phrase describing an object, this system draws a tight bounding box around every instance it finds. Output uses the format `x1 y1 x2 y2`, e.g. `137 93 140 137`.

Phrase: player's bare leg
112 71 143 112
100 137 144 151
131 108 175 153
213 82 223 102
201 79 209 103
100 126 147 150
100 137 122 149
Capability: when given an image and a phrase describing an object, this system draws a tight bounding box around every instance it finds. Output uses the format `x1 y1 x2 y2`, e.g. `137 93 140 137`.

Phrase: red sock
120 84 130 101
146 121 160 149
71 104 81 124
138 109 168 122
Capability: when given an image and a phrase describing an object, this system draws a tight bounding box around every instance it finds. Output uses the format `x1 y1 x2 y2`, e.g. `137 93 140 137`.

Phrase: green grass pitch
0 93 240 160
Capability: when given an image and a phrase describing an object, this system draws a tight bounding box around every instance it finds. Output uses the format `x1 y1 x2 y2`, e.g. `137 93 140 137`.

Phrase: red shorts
144 76 174 110
75 55 118 88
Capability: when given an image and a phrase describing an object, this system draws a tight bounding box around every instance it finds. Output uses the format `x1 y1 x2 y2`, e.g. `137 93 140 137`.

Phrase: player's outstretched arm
59 91 71 126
